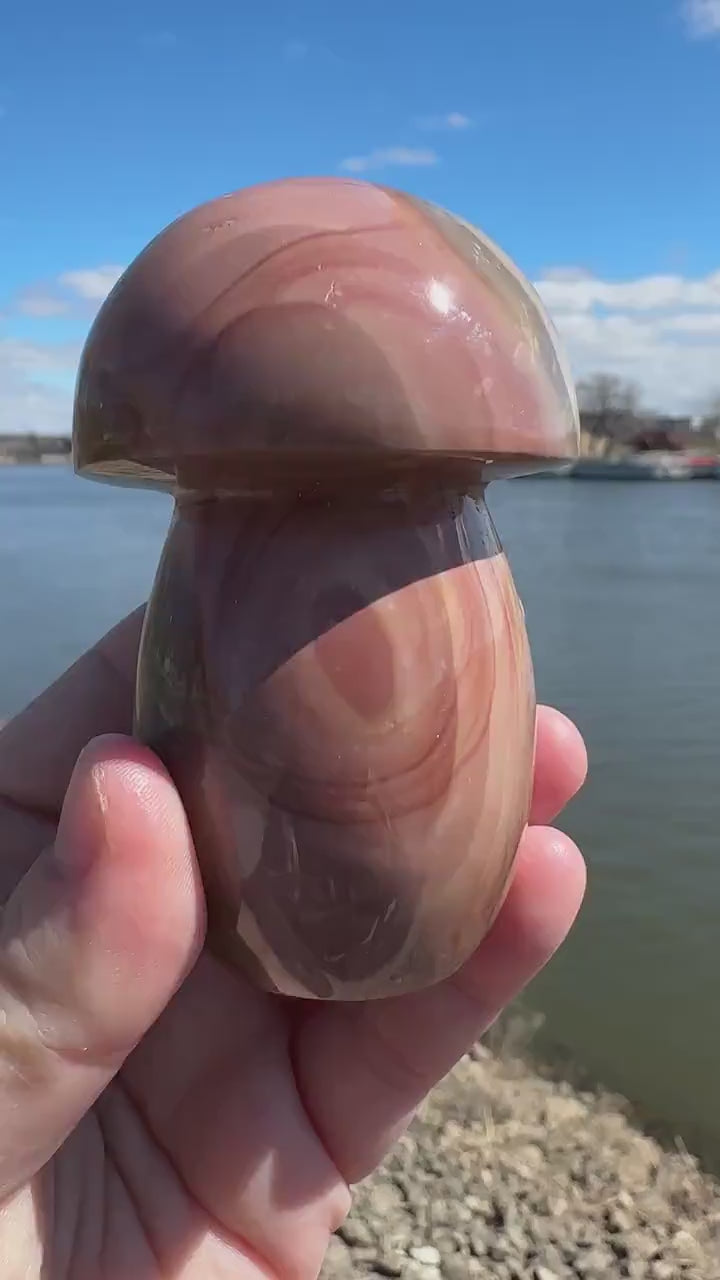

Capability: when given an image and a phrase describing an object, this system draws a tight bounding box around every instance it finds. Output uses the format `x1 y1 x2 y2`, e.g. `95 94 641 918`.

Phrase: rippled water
1 465 719 1167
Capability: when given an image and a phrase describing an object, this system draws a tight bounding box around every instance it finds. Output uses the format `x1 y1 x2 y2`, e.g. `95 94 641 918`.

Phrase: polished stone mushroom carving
72 177 580 1000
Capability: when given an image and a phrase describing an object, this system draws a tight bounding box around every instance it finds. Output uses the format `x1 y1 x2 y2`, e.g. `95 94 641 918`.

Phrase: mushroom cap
72 177 579 490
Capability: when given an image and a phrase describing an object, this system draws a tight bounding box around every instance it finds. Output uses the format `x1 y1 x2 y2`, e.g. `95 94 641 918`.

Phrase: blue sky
2 0 720 430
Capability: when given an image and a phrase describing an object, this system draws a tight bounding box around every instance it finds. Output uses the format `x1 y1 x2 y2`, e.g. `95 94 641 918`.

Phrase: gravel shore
322 1039 720 1280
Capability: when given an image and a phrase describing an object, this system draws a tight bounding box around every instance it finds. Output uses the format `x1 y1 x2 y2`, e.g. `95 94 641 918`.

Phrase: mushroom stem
134 481 535 1000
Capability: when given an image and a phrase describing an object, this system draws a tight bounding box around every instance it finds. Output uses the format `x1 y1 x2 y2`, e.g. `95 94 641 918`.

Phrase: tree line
577 374 720 444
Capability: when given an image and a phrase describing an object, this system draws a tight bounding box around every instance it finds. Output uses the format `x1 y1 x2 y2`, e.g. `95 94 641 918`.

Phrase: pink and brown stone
72 177 579 1000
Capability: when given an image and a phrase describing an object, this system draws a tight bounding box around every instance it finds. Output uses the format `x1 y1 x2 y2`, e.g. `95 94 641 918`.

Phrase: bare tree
700 392 720 435
577 371 641 415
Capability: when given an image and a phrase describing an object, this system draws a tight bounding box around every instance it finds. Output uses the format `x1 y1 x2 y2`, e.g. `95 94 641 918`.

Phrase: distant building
579 411 716 454
630 427 683 453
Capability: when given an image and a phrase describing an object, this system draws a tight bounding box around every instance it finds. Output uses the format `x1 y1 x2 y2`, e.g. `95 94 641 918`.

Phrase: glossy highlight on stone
72 177 580 1000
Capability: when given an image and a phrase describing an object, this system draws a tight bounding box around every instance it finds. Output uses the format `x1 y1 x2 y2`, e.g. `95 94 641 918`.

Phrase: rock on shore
321 1044 720 1280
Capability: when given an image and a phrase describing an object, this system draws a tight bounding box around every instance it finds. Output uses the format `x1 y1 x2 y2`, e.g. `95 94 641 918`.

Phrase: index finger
0 608 143 818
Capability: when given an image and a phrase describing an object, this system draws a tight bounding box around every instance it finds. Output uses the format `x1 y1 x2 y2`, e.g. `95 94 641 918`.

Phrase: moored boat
568 452 720 480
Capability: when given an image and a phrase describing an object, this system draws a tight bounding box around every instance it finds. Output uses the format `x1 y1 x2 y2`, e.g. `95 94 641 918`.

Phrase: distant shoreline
2 426 719 476
0 456 71 466
0 434 72 466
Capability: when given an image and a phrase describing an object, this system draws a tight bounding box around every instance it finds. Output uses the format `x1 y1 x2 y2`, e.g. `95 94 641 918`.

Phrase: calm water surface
1 466 719 1166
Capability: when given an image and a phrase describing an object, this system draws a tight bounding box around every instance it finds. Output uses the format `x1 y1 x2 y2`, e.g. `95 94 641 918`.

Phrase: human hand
0 607 586 1278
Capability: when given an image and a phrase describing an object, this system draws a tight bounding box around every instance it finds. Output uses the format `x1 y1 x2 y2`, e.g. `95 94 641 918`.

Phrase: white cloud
15 290 70 318
415 111 472 131
664 311 720 333
535 270 720 313
9 265 124 320
58 266 124 302
533 268 720 413
0 339 80 434
540 266 595 284
339 146 439 173
1 267 122 434
683 0 720 36
1 339 81 376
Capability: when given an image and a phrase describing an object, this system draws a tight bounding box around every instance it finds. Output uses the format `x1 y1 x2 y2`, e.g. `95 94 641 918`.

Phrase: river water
1 465 719 1167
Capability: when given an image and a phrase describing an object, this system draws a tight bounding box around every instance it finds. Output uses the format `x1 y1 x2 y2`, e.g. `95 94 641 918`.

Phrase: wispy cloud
339 146 439 173
1 268 124 432
0 339 82 434
1 338 82 377
682 0 720 37
12 265 124 318
415 111 472 131
540 266 595 284
535 270 720 313
58 266 124 302
15 289 70 318
534 266 720 414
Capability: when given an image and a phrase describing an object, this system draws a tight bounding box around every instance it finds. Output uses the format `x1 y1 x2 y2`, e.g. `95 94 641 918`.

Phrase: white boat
569 452 719 480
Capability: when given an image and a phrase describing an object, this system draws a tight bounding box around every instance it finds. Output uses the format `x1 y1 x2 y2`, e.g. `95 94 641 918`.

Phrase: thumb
0 734 205 1201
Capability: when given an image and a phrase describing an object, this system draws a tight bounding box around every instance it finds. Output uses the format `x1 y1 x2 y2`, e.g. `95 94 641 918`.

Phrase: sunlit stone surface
72 177 579 1000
